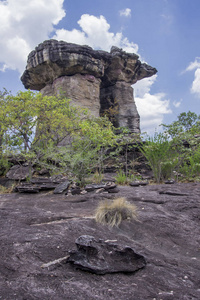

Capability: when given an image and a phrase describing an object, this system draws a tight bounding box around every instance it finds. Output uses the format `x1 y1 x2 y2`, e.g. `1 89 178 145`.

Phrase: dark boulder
6 165 33 180
67 235 146 274
53 180 70 194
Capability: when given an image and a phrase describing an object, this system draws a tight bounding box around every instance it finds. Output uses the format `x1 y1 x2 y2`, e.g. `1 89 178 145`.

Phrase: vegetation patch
95 197 137 227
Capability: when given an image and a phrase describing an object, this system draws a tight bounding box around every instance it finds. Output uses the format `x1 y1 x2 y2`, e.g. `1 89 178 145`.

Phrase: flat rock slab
67 235 146 274
0 182 199 299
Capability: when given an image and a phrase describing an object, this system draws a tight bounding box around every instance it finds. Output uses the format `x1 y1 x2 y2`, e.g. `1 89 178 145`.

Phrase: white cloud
185 57 200 71
191 68 200 96
0 0 65 73
119 8 131 17
133 75 172 133
173 100 182 108
134 75 157 97
54 14 138 53
185 57 200 98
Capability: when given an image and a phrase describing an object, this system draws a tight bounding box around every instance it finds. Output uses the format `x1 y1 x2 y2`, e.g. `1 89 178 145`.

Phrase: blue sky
0 0 200 133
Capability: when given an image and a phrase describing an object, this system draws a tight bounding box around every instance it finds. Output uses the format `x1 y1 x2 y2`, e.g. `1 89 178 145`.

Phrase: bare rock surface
21 40 157 132
0 182 199 299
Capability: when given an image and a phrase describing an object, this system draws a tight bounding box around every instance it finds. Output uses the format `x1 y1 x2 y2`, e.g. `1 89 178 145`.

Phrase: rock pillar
100 82 140 132
21 40 157 133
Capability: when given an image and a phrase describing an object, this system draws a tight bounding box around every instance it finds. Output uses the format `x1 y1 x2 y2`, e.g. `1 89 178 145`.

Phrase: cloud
185 57 200 98
185 57 200 71
191 69 200 96
133 75 172 133
53 14 138 53
119 8 131 17
173 100 182 108
0 0 65 73
133 75 157 97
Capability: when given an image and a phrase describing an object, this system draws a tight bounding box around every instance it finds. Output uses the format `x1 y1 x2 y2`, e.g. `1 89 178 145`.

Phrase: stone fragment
164 180 176 184
71 187 81 195
53 180 71 194
85 184 106 192
67 235 146 274
104 182 117 190
107 187 120 193
16 184 40 193
6 165 33 181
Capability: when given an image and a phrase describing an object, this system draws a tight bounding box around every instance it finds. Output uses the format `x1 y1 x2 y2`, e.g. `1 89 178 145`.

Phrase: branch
41 255 69 268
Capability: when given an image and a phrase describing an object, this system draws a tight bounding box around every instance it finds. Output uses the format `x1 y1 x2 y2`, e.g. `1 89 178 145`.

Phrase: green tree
162 111 200 138
0 90 118 183
141 111 200 183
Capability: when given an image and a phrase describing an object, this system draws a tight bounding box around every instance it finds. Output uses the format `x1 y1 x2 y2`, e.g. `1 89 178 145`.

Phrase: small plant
92 170 104 184
115 170 128 185
0 184 16 194
95 197 137 227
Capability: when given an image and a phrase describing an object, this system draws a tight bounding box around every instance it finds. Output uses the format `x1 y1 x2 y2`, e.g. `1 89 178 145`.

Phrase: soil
0 182 200 300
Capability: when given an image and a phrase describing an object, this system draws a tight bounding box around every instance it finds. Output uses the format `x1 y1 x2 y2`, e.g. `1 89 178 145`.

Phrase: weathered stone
107 187 120 193
85 184 106 192
16 182 59 193
0 178 16 188
15 177 68 193
41 74 101 117
21 40 157 133
21 40 105 90
6 165 33 180
71 187 81 195
104 182 117 190
53 180 71 194
67 235 146 274
130 180 149 187
100 82 140 131
16 183 40 193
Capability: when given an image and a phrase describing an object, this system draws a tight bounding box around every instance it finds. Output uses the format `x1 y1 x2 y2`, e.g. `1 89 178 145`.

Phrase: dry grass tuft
95 197 137 227
0 184 16 194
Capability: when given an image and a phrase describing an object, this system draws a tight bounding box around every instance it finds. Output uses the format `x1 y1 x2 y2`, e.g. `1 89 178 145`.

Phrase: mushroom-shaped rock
21 40 157 132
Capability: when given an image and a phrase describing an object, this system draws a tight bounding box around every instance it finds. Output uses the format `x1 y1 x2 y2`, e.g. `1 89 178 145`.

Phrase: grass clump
0 184 15 194
114 170 128 185
95 197 137 227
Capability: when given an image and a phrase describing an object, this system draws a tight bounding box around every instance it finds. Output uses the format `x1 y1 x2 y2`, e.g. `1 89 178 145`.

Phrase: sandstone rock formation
21 40 157 132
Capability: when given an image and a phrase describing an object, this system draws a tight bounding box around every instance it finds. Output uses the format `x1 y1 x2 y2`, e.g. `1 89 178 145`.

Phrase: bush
95 197 137 227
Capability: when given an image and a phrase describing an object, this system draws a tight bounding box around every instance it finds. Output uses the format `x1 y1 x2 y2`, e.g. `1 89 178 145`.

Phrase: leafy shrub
95 197 137 227
140 133 174 183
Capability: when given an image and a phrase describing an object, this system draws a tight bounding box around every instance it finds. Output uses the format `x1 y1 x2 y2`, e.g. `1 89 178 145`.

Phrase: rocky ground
0 182 200 300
